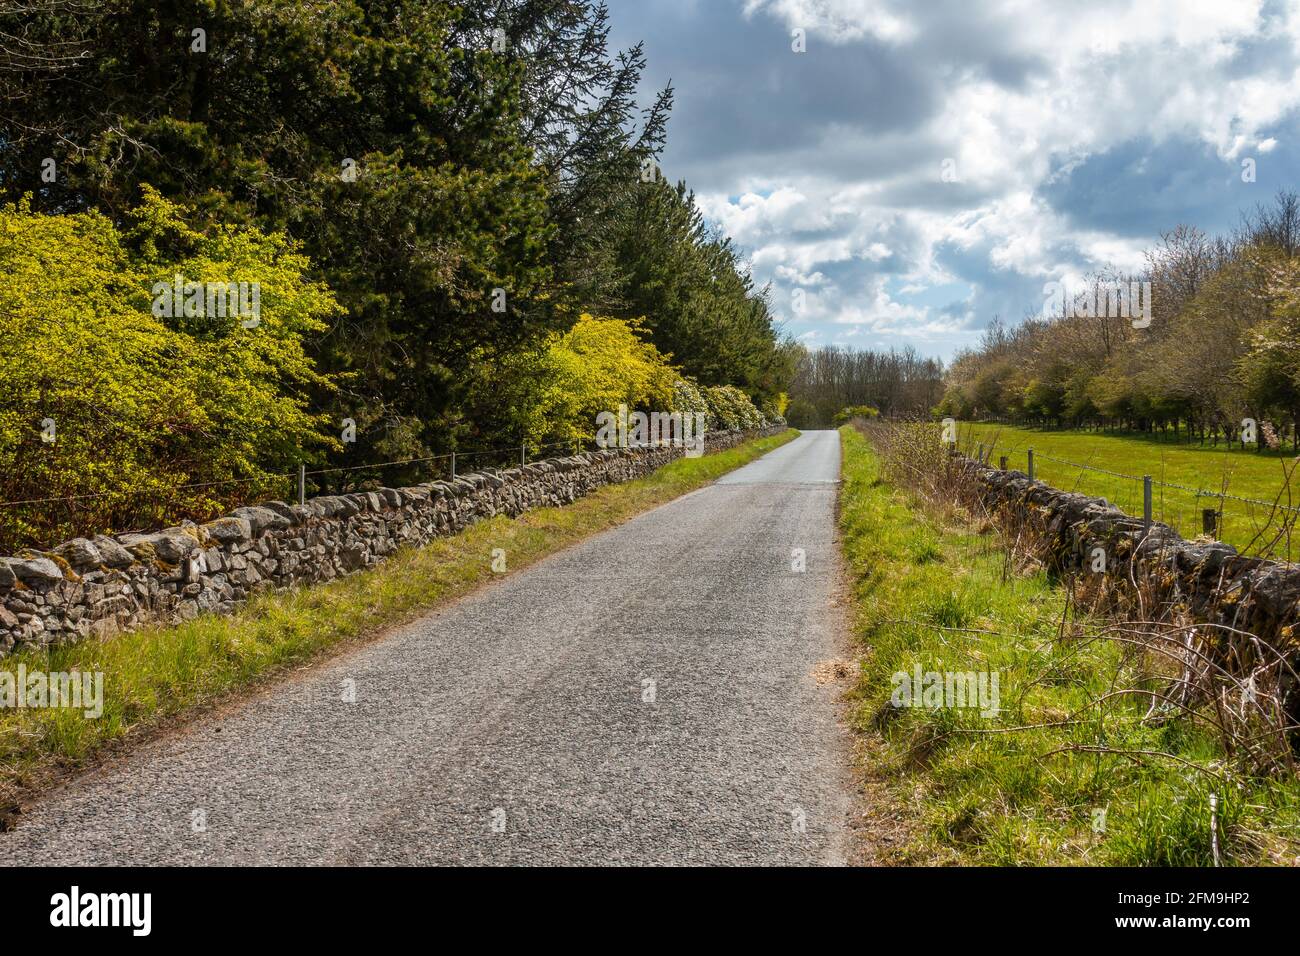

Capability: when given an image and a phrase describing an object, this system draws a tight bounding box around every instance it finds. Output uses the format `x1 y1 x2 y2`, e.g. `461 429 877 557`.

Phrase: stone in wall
953 455 1300 650
0 426 785 655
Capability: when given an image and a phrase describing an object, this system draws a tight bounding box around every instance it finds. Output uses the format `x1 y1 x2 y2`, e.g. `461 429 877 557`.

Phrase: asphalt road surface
5 429 854 865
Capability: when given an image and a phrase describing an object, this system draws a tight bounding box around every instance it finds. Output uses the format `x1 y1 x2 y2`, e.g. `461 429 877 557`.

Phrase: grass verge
0 428 798 808
838 424 1300 865
960 422 1300 557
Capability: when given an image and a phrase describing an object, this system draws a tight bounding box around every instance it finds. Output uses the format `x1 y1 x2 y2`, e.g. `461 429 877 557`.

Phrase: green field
838 425 1300 864
961 423 1300 558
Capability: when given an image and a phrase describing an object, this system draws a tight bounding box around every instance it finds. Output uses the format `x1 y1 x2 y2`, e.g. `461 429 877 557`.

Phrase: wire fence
0 435 641 552
965 440 1300 561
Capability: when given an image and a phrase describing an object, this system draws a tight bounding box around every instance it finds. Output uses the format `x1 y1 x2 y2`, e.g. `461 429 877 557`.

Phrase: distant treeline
940 192 1300 448
787 345 944 427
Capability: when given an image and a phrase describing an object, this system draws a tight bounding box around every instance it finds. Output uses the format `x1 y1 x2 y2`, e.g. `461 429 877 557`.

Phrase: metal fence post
1027 448 1035 481
298 464 306 506
450 451 456 479
1143 475 1153 526
521 442 526 467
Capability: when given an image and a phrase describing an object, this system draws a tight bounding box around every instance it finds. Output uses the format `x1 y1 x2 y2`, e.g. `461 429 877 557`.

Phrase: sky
605 0 1300 362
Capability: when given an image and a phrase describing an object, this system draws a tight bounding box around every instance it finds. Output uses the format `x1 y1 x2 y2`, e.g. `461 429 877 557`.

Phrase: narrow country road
5 430 853 865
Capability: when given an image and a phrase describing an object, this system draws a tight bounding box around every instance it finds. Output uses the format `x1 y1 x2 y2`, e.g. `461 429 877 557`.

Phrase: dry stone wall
957 455 1300 647
0 426 785 656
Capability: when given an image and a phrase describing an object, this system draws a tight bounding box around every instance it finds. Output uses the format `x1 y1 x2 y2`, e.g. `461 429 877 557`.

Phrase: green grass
961 422 1300 558
838 425 1300 865
0 428 798 805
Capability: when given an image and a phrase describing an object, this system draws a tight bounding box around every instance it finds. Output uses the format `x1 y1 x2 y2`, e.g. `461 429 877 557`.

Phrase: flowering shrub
0 189 339 550
703 385 765 430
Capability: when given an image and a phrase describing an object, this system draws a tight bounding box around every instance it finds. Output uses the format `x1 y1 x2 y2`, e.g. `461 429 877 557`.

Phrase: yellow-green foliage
0 189 341 549
765 392 790 420
833 404 879 426
493 313 678 446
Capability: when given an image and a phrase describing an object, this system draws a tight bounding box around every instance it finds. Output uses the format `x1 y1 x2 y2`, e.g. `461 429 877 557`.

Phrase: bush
759 394 788 426
703 385 764 431
0 189 340 550
832 405 880 426
671 378 710 421
486 314 677 447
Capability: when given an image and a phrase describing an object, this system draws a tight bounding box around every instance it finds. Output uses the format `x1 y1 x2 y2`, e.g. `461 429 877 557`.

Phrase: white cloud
743 0 918 44
681 0 1300 359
